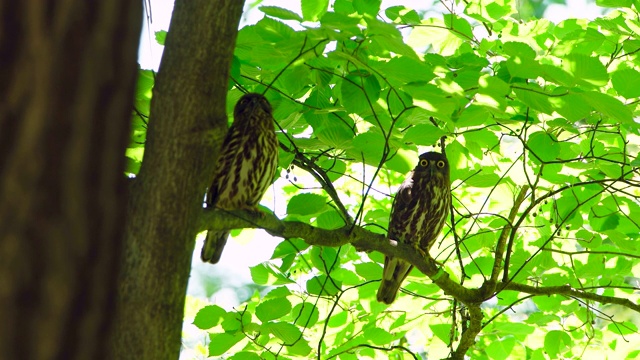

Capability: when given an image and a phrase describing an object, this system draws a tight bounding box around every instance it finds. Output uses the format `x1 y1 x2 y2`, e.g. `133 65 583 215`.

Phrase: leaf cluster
131 0 640 358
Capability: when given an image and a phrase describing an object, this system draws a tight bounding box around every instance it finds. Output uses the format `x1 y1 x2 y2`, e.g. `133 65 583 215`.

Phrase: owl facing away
201 93 279 264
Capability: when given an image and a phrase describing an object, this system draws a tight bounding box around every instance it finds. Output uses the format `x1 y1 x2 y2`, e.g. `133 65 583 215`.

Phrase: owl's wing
206 182 219 208
387 174 414 240
207 127 237 208
395 177 414 205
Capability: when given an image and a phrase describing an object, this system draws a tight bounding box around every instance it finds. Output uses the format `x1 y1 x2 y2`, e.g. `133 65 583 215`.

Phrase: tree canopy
132 0 640 359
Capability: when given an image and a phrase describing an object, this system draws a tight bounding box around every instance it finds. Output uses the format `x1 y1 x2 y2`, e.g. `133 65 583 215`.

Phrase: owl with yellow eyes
377 151 451 304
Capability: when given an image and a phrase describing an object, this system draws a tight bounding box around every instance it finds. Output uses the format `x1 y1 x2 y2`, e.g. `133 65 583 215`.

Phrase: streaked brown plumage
201 93 279 264
377 151 451 304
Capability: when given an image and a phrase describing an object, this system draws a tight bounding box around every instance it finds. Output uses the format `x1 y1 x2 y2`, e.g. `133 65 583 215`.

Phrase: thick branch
201 208 481 304
489 185 529 287
450 306 483 360
502 282 640 313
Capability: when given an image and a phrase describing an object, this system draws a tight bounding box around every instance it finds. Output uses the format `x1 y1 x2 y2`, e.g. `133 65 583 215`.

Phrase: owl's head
234 93 273 118
414 151 449 180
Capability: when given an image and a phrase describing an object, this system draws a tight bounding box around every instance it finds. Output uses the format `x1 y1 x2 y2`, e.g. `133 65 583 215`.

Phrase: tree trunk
109 1 245 359
0 2 142 360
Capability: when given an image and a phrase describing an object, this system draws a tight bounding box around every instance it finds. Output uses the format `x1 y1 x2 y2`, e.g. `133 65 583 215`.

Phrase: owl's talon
241 206 265 218
412 243 427 259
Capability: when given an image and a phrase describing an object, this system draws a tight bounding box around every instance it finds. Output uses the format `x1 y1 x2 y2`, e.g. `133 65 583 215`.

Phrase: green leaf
250 263 295 285
301 0 329 21
430 323 452 344
505 57 541 80
540 64 574 87
554 92 592 121
310 246 340 270
403 124 446 146
513 84 554 114
486 337 516 360
503 41 537 59
287 193 327 216
527 132 560 163
328 310 348 328
532 295 564 312
385 148 415 174
254 17 296 42
596 0 632 7
363 327 392 345
260 6 303 21
256 298 292 322
544 330 571 358
465 0 511 21
355 262 382 280
317 209 346 230
497 322 536 336
228 56 241 90
208 333 244 357
230 352 261 360
264 286 291 299
220 310 248 332
318 158 347 182
464 173 501 188
154 30 166 46
349 132 386 166
561 54 608 87
375 57 435 86
264 322 302 344
271 238 310 259
292 302 320 327
124 156 141 175
193 305 226 330
306 275 342 296
286 337 313 356
340 71 381 115
611 68 640 98
444 14 473 40
456 104 492 126
385 5 420 24
578 91 633 124
608 321 638 335
320 12 361 35
353 0 381 16
404 83 457 118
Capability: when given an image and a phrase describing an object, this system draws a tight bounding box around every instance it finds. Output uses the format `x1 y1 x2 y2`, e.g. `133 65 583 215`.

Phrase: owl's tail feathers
201 231 229 264
377 279 403 304
376 257 413 304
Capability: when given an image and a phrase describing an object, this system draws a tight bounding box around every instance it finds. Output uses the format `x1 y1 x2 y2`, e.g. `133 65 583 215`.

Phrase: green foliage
133 0 640 358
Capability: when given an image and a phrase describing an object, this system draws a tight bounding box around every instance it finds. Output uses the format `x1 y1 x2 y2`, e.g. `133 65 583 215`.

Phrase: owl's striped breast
213 126 278 209
389 173 451 251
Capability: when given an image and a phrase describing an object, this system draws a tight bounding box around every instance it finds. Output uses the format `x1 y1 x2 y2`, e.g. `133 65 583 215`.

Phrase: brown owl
377 151 451 304
201 93 279 264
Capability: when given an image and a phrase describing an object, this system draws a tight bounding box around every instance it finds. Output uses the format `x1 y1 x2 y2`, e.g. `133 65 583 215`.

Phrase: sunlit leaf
287 193 327 216
208 333 244 357
256 298 292 322
263 321 302 343
193 305 226 330
611 68 640 98
260 6 303 21
301 0 329 21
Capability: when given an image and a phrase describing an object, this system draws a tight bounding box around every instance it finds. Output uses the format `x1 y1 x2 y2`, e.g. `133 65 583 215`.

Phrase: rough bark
0 2 142 360
109 1 245 359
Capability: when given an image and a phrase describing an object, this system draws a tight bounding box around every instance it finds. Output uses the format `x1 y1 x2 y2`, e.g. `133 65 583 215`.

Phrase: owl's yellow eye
419 159 429 167
436 160 445 168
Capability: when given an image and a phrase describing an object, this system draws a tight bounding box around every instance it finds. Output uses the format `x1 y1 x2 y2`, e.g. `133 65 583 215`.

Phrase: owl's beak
429 165 435 177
